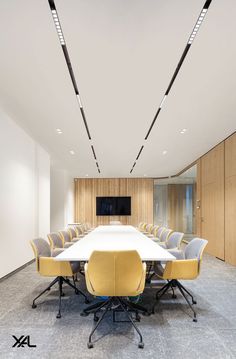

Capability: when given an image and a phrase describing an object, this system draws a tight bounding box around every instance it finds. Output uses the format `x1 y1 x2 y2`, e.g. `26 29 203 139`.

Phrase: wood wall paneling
225 133 236 266
200 142 225 259
74 178 153 227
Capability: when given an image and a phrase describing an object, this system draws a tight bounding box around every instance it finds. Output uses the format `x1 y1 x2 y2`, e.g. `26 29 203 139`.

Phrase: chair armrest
137 262 146 293
163 259 199 280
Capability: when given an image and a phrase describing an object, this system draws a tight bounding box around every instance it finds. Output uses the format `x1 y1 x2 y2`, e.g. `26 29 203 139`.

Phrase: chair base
152 279 197 322
84 297 145 349
32 276 89 318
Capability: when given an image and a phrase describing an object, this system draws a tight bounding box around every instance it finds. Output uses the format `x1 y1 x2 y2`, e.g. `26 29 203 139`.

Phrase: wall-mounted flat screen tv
96 196 131 216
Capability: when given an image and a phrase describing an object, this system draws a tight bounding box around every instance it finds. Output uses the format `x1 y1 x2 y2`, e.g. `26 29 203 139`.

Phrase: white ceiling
0 0 235 178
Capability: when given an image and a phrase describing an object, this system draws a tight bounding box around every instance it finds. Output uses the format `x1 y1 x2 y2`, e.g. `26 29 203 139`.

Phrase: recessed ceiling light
56 128 62 134
162 150 167 155
85 174 89 177
69 150 75 155
180 128 187 134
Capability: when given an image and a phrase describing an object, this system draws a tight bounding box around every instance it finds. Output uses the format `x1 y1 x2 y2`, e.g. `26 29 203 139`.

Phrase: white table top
55 225 175 262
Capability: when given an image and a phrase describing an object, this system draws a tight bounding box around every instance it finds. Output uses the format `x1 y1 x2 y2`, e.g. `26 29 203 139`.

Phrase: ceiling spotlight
162 150 167 155
180 128 187 134
56 128 62 134
69 150 75 155
85 174 89 177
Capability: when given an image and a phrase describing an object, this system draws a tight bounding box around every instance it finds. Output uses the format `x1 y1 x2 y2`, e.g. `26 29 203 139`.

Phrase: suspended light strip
188 8 208 45
51 10 65 45
48 0 101 174
129 0 213 174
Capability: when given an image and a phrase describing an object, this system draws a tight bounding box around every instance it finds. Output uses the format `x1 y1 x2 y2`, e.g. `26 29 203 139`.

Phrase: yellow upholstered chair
83 250 147 349
59 229 79 246
152 238 208 322
68 227 78 240
158 231 184 250
30 238 89 318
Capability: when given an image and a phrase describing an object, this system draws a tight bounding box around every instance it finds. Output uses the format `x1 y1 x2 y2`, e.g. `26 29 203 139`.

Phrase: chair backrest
166 232 184 249
86 250 145 296
159 228 173 242
30 238 51 271
151 225 159 236
156 226 166 238
145 224 153 233
138 222 144 230
68 227 77 239
184 238 208 272
47 232 64 249
59 230 71 243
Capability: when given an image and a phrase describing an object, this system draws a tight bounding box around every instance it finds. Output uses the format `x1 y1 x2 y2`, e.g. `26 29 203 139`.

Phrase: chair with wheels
83 250 147 349
152 238 208 322
30 238 89 318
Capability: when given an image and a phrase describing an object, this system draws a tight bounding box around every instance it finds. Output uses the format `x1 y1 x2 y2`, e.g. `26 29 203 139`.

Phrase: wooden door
201 142 224 259
225 133 236 265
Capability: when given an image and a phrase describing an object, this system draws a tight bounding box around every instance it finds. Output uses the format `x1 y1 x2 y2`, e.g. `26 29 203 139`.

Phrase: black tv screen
96 196 131 216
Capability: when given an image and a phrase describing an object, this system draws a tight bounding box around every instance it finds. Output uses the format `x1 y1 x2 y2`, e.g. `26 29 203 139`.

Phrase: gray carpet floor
0 254 236 359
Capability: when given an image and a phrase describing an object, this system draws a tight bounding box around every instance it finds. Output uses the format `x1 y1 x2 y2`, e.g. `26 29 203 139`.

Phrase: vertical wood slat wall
74 178 154 227
197 132 236 265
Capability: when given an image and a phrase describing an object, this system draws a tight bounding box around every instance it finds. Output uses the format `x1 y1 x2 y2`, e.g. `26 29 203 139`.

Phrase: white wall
50 168 74 232
0 109 50 278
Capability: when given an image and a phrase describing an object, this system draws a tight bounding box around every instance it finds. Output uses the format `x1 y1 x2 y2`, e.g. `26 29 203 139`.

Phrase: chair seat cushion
64 242 73 248
158 242 167 248
51 248 65 257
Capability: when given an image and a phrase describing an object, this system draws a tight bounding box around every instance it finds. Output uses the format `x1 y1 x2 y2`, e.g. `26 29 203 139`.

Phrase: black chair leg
81 299 109 316
57 277 63 318
123 299 150 316
32 277 59 308
117 298 144 349
176 282 197 322
152 281 171 313
63 277 90 304
177 281 197 304
87 299 113 349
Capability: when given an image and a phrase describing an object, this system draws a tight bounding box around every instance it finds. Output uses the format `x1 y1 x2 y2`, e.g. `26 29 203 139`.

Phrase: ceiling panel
56 0 204 177
0 0 235 178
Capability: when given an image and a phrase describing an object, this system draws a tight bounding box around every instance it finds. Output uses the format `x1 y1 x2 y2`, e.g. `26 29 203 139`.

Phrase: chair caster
151 308 155 314
56 313 61 319
61 292 65 297
192 300 197 305
94 315 99 322
172 294 177 299
138 342 144 349
85 299 90 304
135 314 141 322
80 311 89 317
193 317 197 322
75 289 79 295
143 311 150 316
87 342 94 349
32 303 37 309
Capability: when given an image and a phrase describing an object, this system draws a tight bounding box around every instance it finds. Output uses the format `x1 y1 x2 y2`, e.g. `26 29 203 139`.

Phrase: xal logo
12 335 36 348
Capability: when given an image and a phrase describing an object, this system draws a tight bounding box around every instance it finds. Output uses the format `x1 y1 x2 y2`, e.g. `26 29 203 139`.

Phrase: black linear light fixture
130 0 213 174
48 0 101 174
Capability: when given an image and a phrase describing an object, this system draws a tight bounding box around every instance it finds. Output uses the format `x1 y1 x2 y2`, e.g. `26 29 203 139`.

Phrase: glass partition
154 165 197 240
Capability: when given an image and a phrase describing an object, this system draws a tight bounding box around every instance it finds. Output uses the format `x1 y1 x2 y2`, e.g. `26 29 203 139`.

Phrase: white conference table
55 225 175 262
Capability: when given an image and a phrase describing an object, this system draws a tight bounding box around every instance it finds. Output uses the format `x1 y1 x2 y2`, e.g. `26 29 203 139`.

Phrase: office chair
30 238 89 318
60 229 79 245
68 227 78 240
158 231 184 250
152 226 166 241
83 250 147 349
152 238 208 322
159 228 173 242
48 232 72 249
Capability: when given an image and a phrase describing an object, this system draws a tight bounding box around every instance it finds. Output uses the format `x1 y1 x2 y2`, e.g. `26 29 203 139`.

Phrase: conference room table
55 225 175 262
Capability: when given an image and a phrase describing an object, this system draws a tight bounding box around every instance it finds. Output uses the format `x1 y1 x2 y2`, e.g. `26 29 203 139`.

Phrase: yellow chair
152 238 208 322
83 250 147 349
30 238 89 318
